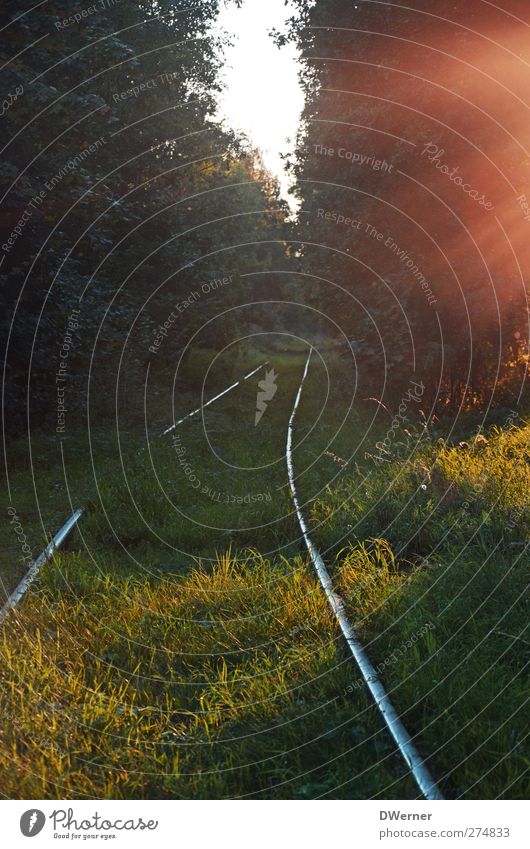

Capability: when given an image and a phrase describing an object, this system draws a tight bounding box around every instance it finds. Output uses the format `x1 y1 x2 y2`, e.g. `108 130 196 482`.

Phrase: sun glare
213 0 304 204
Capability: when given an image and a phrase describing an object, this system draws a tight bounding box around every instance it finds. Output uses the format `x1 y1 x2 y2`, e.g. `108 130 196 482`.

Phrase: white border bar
2 800 527 847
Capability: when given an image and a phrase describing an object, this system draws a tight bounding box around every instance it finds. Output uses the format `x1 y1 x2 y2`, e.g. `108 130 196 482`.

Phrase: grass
0 345 528 798
0 546 416 799
295 378 529 799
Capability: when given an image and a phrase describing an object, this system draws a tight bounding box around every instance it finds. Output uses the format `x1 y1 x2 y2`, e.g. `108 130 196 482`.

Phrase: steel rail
0 363 268 623
286 347 444 801
0 507 84 626
162 362 268 435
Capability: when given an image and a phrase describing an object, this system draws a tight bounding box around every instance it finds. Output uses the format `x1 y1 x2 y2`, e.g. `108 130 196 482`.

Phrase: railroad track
1 363 268 625
286 347 444 801
0 507 84 626
2 354 444 799
161 362 267 435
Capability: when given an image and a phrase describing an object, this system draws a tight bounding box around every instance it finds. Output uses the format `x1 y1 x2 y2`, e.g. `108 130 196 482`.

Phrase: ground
1 343 528 799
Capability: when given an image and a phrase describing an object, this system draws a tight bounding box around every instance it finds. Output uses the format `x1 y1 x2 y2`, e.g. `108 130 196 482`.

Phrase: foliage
285 0 529 411
0 0 289 433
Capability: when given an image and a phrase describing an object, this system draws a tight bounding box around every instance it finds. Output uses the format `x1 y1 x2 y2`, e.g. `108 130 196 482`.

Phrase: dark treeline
285 0 529 413
0 0 289 435
1 0 529 439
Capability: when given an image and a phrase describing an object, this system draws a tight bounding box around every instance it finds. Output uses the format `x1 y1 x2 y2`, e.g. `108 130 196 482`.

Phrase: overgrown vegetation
1 0 529 802
0 353 527 798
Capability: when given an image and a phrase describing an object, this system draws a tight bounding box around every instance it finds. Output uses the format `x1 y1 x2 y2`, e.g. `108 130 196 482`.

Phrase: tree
285 0 529 411
0 0 289 434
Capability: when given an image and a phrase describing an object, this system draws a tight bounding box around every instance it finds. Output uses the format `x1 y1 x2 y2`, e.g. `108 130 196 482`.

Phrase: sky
213 0 305 205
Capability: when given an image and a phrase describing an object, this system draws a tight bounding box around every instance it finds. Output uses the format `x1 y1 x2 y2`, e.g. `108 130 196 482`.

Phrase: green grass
0 346 528 798
295 386 530 799
0 546 417 799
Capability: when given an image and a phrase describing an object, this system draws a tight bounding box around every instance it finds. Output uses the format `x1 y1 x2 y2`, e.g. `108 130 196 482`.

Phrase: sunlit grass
0 350 528 798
